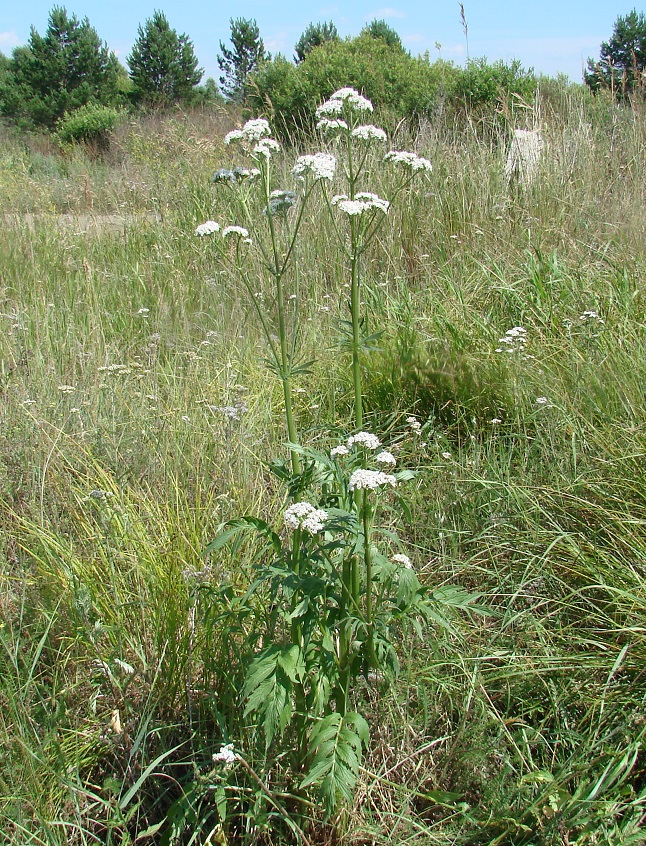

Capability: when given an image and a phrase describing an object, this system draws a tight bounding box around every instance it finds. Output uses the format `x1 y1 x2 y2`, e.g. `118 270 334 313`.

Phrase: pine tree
218 18 267 103
360 19 405 53
9 6 120 128
294 21 338 63
585 9 646 96
128 11 203 107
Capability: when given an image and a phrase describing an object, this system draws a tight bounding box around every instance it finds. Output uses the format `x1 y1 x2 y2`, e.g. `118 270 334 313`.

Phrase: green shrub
248 35 458 138
56 103 122 150
454 57 537 111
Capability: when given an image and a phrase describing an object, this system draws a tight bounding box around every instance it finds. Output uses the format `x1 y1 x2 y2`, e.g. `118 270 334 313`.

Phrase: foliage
249 35 458 137
585 9 646 97
127 11 203 107
2 6 121 129
360 18 406 52
453 56 537 110
2 85 646 845
218 17 267 104
55 102 122 148
294 21 339 63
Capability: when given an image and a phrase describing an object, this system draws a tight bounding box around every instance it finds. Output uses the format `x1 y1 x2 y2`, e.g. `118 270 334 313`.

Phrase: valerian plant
196 89 480 828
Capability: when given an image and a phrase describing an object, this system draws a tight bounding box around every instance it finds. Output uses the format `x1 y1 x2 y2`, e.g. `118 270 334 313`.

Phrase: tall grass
1 89 645 843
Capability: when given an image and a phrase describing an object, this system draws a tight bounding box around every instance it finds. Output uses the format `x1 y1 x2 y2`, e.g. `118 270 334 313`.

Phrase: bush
248 35 458 138
454 58 537 111
56 103 122 150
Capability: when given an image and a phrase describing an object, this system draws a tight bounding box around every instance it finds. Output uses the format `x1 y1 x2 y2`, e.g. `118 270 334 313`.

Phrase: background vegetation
1 7 646 845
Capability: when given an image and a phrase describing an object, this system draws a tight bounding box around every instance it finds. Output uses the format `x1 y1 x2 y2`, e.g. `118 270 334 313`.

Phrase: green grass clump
1 90 646 844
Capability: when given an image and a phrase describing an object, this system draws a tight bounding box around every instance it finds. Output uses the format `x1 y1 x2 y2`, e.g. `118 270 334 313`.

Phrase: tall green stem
362 490 375 667
350 237 363 431
264 166 301 476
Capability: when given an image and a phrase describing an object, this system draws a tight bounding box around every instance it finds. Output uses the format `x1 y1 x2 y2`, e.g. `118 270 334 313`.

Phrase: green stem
362 490 375 668
263 164 301 476
350 222 363 430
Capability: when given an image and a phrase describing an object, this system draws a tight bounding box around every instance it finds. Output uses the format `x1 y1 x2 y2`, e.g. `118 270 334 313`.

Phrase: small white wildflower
392 553 413 569
384 150 433 173
58 385 75 393
347 432 381 450
284 502 328 534
406 415 422 433
137 307 150 315
315 98 345 117
536 396 548 405
336 193 389 216
242 118 272 141
351 124 387 143
349 469 397 491
491 417 502 424
441 451 452 460
329 87 374 111
224 129 245 145
195 220 220 237
213 743 238 765
316 118 349 136
253 138 281 158
222 226 250 239
375 450 396 466
292 152 337 181
330 444 350 457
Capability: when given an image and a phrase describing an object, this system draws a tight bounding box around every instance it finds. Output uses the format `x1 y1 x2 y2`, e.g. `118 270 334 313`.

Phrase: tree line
0 6 643 139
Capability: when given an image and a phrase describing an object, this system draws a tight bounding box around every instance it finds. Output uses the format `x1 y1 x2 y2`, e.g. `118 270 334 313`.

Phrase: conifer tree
585 9 646 96
218 18 267 103
128 11 203 106
8 6 120 128
294 21 338 63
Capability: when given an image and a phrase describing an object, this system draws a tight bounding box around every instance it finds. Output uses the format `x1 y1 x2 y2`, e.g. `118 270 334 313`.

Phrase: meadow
1 84 645 845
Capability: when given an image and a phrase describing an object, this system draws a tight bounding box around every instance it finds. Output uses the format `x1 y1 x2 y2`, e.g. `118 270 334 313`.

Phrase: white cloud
0 31 23 52
372 7 406 19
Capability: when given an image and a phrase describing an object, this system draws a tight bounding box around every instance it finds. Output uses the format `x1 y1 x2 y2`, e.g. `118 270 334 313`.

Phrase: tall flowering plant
198 90 472 824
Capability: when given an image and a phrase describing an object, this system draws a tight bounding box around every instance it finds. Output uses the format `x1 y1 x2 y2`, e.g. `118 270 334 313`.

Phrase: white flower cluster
406 415 422 434
284 502 329 534
580 310 604 324
253 137 281 158
316 118 349 137
332 192 389 216
316 87 374 118
351 124 387 143
330 444 350 457
225 118 272 145
392 553 413 569
347 431 381 450
495 326 527 353
375 450 396 466
213 743 238 765
384 150 433 173
292 152 337 181
222 225 250 239
349 469 397 491
195 220 220 236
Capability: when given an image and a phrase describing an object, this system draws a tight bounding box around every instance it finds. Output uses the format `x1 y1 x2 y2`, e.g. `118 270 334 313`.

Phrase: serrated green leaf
301 711 369 815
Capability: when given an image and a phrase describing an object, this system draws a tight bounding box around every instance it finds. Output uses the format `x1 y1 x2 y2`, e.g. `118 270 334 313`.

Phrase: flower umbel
213 743 238 766
195 220 220 237
384 150 433 173
349 469 397 491
347 432 381 450
284 502 329 534
292 152 337 181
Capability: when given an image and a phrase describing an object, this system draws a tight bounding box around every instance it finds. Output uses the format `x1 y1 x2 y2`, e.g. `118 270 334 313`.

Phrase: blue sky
0 2 634 83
